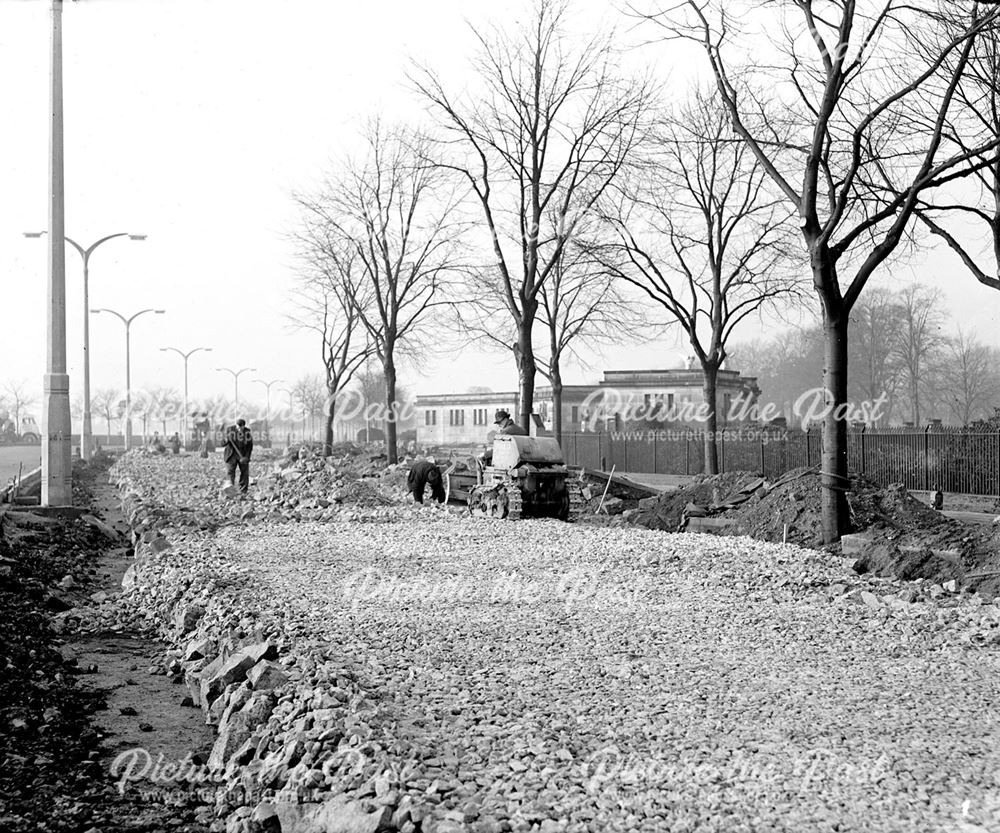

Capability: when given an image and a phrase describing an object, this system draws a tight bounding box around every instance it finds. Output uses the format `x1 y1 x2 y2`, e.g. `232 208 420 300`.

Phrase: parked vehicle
0 411 40 445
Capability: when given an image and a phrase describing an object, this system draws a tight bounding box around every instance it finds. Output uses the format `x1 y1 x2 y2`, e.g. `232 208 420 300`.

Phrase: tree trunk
551 364 563 447
702 364 720 475
516 318 536 432
821 312 850 543
323 394 335 457
384 355 398 464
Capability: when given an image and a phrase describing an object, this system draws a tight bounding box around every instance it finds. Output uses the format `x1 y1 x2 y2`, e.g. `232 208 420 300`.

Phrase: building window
424 410 437 426
449 409 465 427
571 406 579 424
539 402 548 421
473 408 489 426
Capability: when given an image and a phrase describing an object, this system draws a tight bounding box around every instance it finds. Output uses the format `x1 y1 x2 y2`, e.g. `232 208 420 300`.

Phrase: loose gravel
104 453 1000 833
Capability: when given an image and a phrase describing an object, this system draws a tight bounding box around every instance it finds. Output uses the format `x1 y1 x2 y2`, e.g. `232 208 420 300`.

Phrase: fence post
685 433 690 475
719 430 725 473
923 425 930 492
860 424 866 476
759 430 765 476
652 430 658 474
805 429 811 467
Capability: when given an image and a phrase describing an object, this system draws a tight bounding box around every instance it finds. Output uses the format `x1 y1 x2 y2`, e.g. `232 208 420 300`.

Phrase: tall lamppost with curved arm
25 230 146 460
254 378 284 448
160 346 212 446
92 308 165 450
216 367 256 414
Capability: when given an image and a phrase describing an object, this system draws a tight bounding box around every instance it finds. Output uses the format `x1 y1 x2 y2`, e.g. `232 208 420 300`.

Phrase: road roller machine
447 434 585 521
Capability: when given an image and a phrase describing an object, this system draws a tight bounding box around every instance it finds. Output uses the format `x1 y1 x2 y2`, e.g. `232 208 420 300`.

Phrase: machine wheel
468 488 491 518
496 483 522 521
561 478 585 522
20 433 40 445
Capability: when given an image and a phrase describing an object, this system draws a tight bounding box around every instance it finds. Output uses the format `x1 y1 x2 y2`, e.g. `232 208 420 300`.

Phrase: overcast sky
2 0 998 414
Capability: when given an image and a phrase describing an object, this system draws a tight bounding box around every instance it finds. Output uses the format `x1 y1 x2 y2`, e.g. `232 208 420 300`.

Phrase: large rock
247 660 289 691
208 710 254 771
199 641 277 706
80 513 120 541
175 602 206 634
273 796 392 833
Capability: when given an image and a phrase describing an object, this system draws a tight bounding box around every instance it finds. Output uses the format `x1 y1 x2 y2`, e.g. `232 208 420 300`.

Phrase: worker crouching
408 459 445 504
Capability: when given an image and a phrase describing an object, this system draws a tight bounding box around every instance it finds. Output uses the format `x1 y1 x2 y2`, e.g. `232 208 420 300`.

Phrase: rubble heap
620 467 1000 591
82 453 1000 833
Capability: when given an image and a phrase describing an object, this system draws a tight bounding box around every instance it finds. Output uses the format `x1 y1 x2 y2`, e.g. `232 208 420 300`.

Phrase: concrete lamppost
254 379 284 449
40 0 72 506
160 346 212 446
216 367 256 415
91 308 165 450
25 231 146 461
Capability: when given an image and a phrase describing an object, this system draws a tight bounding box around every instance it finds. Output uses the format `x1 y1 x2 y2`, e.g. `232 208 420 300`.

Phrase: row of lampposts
33 1 279 504
25 227 288 454
24 230 146 460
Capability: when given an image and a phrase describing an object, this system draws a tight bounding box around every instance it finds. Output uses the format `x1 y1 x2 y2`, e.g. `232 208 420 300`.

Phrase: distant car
18 417 40 444
0 413 39 445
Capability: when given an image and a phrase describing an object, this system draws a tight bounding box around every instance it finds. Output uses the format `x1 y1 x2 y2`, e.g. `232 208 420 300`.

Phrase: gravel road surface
108 455 1000 832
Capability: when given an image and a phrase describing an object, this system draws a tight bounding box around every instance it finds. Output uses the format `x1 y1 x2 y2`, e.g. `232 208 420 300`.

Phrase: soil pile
623 466 1000 592
0 459 211 832
626 471 764 531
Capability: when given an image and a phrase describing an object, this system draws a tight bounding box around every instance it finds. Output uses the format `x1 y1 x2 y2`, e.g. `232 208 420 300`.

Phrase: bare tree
291 375 327 441
890 285 948 426
2 380 37 434
849 289 904 426
932 330 1000 426
295 121 464 463
456 234 647 446
655 1 1000 539
539 242 647 445
731 324 826 422
92 388 121 444
141 387 183 436
412 0 651 431
912 12 1000 292
290 238 376 455
594 90 801 473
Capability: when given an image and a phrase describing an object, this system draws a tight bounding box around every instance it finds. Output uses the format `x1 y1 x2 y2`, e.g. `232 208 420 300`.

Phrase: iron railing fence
561 426 1000 497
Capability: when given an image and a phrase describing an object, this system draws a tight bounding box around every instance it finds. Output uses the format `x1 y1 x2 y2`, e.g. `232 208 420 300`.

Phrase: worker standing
408 458 445 504
224 419 254 496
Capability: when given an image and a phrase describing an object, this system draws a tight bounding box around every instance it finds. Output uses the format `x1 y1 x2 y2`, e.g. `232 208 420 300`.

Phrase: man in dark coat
224 419 254 495
408 458 445 504
494 409 527 437
481 409 528 465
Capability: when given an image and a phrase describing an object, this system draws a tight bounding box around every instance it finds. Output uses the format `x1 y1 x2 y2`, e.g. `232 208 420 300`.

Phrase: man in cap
493 409 527 437
481 409 527 465
224 418 254 495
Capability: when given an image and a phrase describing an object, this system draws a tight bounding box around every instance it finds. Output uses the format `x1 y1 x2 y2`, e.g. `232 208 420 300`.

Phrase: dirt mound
624 465 1000 590
627 471 763 531
852 543 964 584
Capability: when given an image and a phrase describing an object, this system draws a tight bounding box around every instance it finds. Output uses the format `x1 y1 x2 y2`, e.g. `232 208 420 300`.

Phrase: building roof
600 368 758 387
415 391 517 406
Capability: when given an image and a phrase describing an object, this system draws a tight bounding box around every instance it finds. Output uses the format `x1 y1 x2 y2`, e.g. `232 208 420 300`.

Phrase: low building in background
415 391 518 447
415 365 761 446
